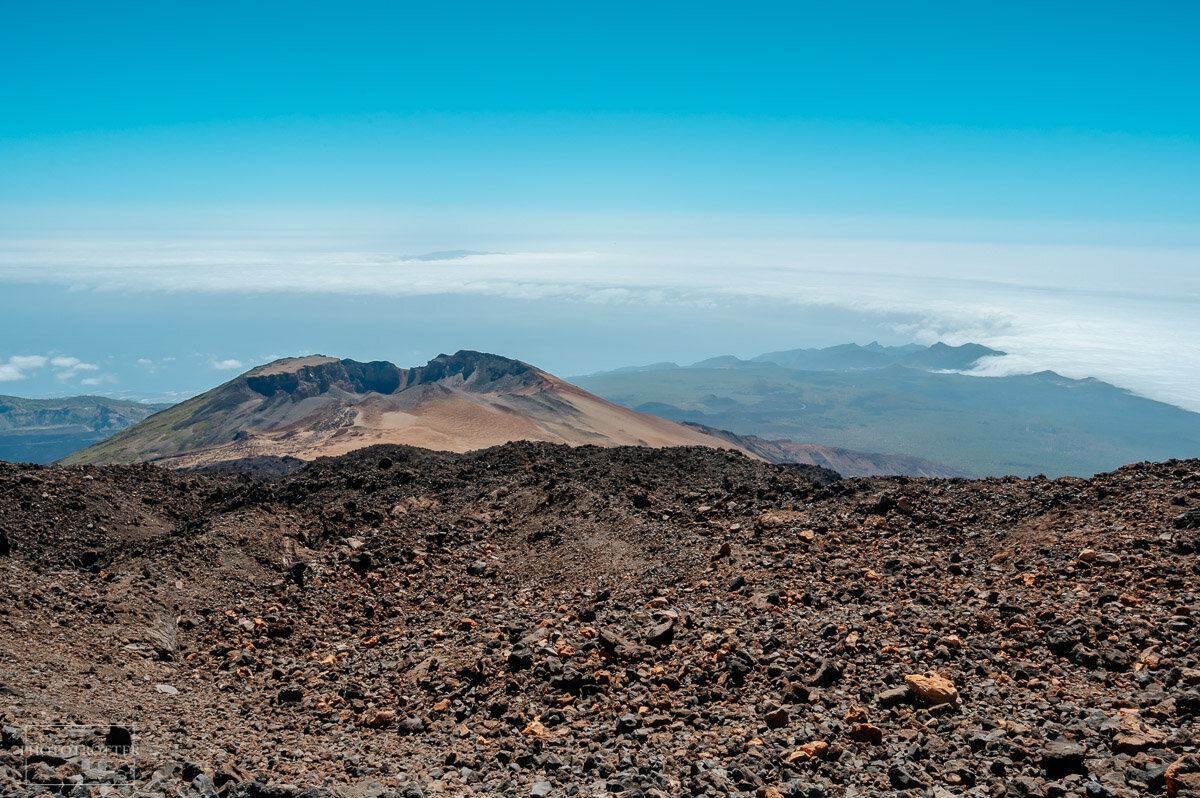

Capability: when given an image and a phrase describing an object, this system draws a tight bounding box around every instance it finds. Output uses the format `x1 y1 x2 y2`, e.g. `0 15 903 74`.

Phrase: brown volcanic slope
0 445 1198 797
62 351 755 468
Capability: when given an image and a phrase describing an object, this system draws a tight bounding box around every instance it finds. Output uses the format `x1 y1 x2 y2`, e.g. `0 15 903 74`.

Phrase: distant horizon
3 337 1196 419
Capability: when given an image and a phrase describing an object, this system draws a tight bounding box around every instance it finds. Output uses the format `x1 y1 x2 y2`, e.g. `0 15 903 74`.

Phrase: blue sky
1 1 1198 408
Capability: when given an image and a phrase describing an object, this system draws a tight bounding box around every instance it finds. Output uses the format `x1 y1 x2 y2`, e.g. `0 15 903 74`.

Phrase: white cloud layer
0 234 1197 411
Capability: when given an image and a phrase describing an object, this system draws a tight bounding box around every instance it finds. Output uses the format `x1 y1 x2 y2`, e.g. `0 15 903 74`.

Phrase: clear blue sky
7 1 1194 132
1 1 1198 409
3 1 1198 218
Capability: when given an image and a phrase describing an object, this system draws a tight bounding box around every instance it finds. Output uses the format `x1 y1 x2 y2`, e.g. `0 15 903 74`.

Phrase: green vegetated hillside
0 395 172 464
574 344 1200 477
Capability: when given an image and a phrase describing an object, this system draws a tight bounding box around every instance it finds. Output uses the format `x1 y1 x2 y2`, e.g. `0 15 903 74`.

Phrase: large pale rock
904 672 959 705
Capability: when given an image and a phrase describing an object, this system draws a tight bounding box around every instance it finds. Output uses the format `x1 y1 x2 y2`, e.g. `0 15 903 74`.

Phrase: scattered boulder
904 672 959 705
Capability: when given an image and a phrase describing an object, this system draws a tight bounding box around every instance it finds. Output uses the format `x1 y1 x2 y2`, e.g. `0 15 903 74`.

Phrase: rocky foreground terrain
0 444 1198 797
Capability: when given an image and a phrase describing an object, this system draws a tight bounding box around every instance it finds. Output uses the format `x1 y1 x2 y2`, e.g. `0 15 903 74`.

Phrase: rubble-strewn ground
0 443 1198 798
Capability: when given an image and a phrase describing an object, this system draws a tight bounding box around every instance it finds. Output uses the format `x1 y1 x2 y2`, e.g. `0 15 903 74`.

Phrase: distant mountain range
754 341 1004 372
574 342 1200 478
601 341 1004 374
12 341 1191 478
0 395 170 464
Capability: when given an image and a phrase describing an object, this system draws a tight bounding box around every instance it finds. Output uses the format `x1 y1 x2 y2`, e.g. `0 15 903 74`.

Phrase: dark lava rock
2 725 23 748
877 685 910 708
507 647 534 671
810 659 842 687
616 713 641 734
347 551 374 574
645 617 675 646
1042 740 1088 778
1045 626 1083 657
277 687 303 704
1070 644 1102 669
888 764 924 790
1174 510 1200 529
230 783 335 797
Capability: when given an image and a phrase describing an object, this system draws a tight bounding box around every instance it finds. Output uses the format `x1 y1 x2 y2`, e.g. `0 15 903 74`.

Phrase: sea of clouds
1 233 1197 411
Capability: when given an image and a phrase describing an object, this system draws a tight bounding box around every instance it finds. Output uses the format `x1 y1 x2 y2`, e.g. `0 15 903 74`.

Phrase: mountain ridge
751 341 1004 372
0 394 170 464
577 341 1004 379
574 343 1200 477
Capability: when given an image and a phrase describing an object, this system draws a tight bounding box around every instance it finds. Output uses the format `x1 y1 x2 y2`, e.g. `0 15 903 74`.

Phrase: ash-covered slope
1 445 1198 797
62 351 753 468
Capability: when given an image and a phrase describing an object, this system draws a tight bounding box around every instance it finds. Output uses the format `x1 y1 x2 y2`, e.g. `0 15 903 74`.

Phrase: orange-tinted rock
787 741 829 762
848 723 885 744
904 672 959 705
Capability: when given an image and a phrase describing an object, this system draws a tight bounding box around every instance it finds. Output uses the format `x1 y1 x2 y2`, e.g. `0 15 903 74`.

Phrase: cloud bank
0 236 1197 411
